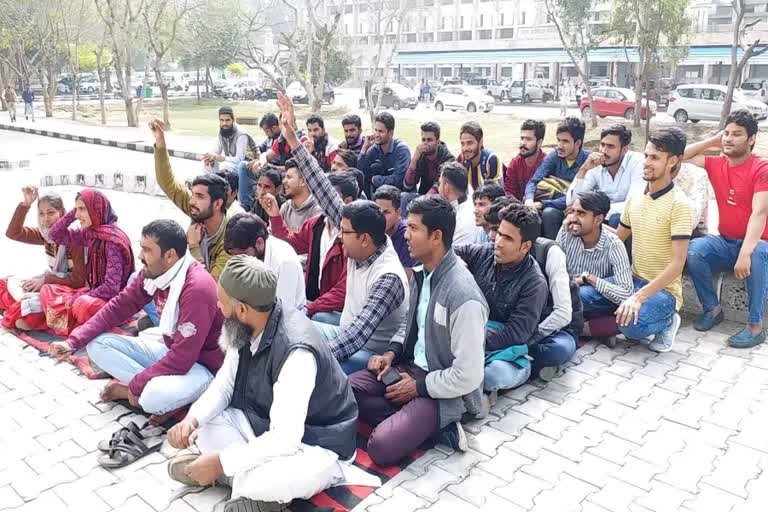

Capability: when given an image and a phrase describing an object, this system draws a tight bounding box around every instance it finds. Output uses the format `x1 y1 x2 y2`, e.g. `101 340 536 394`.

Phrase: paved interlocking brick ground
2 318 767 512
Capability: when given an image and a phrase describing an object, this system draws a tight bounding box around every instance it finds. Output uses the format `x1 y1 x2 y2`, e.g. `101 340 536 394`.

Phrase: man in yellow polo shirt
616 127 693 352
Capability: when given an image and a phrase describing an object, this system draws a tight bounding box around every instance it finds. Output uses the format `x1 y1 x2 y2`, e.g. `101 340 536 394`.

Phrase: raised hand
259 193 280 218
148 119 166 146
22 186 38 207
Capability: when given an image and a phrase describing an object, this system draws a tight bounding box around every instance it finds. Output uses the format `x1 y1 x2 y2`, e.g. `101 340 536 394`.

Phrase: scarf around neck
143 253 193 337
39 222 69 277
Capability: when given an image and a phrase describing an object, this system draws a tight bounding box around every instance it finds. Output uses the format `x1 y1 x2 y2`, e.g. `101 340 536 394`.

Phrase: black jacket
404 142 455 195
455 244 549 351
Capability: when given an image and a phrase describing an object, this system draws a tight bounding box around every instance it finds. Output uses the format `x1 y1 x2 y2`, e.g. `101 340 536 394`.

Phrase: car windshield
621 90 636 101
741 82 761 91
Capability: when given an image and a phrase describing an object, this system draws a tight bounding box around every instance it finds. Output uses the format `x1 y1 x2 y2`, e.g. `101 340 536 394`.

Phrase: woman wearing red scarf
40 189 135 335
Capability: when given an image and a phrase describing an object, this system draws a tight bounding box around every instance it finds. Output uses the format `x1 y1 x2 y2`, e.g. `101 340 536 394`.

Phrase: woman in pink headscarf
40 189 135 335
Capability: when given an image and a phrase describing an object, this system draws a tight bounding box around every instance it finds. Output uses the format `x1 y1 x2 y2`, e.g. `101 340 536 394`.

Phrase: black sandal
97 429 164 468
97 421 165 452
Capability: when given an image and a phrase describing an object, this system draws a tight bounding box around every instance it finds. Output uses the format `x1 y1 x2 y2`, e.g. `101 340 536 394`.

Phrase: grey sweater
388 250 488 428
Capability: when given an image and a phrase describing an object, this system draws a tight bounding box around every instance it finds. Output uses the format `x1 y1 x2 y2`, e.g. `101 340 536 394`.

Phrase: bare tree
58 0 93 120
95 0 147 127
365 0 408 124
718 0 768 128
143 0 197 129
545 0 608 128
237 0 288 91
92 31 111 124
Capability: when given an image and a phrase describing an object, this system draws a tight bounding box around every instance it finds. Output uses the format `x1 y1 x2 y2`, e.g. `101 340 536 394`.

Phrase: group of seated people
1 91 766 511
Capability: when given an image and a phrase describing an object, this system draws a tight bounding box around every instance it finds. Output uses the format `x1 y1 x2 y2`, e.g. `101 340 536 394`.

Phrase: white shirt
188 334 318 476
265 237 307 309
566 151 645 217
452 197 482 246
318 220 339 286
228 200 246 217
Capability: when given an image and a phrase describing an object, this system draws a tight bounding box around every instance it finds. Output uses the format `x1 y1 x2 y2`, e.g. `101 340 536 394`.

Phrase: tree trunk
135 68 150 122
644 77 651 144
196 67 201 104
154 63 171 130
633 50 645 128
581 55 597 128
720 5 744 129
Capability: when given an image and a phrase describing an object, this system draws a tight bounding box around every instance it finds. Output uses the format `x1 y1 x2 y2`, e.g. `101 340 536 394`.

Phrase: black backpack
532 237 584 339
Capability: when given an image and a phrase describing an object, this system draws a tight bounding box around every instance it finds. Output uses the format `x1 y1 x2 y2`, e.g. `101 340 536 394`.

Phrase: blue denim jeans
618 277 676 340
237 161 256 211
311 311 342 326
483 320 531 392
312 321 374 374
530 330 576 375
687 236 768 325
86 333 213 414
579 276 620 317
127 272 159 326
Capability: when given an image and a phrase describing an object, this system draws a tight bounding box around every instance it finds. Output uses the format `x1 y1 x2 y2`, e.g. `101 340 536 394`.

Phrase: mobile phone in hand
381 367 402 386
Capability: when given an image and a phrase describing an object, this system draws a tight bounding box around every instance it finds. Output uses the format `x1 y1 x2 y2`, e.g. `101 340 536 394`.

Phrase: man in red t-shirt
504 120 547 200
683 110 768 348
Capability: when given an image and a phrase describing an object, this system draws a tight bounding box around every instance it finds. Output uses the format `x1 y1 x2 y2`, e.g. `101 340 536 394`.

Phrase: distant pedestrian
559 81 571 117
22 85 34 122
4 85 17 123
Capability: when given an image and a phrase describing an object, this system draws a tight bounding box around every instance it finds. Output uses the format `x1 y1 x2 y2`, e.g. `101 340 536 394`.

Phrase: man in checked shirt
275 93 409 375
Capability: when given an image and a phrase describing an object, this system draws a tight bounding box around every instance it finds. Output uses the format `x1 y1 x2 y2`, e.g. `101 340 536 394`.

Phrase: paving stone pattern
2 318 768 512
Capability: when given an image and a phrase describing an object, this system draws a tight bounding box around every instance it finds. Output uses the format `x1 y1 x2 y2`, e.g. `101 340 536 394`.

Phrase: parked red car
579 87 657 121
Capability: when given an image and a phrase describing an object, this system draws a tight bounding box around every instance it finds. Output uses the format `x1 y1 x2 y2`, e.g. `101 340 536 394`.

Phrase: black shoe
436 421 468 451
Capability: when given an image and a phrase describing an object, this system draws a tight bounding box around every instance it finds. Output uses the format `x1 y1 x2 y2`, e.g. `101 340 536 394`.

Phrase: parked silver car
507 80 554 103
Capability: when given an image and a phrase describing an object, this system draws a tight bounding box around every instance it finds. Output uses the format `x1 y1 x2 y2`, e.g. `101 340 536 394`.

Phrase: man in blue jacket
525 117 590 239
358 112 411 195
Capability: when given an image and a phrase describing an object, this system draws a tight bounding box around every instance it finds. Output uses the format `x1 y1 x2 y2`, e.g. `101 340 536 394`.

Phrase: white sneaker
649 314 680 353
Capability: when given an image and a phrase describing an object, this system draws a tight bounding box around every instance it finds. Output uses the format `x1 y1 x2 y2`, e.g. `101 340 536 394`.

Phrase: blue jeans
127 272 159 326
312 321 375 374
579 276 620 317
484 360 532 392
530 330 576 374
483 320 532 392
687 236 768 325
311 311 342 326
237 161 256 211
86 333 213 414
606 213 622 229
618 278 676 340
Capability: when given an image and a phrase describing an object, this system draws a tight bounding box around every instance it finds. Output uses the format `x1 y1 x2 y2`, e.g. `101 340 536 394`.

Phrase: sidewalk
0 117 213 161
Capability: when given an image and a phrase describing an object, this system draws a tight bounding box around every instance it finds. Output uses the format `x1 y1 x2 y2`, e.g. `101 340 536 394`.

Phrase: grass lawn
65 97 735 163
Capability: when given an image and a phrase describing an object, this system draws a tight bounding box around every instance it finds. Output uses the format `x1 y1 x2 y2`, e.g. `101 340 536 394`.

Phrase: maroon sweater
68 261 224 396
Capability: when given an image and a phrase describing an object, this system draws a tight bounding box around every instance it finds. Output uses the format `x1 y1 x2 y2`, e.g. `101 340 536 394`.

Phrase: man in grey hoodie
349 195 487 466
279 159 323 232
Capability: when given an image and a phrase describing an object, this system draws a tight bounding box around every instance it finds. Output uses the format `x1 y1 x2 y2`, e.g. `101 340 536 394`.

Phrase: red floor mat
12 318 139 379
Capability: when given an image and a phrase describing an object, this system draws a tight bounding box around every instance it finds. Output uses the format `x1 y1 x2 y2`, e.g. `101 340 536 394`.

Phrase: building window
439 31 454 41
441 17 445 29
405 33 417 42
479 14 484 27
423 0 434 5
441 0 453 4
520 12 525 25
501 66 513 77
462 0 473 3
422 32 435 42
499 13 504 25
460 16 464 28
497 27 514 38
459 30 472 40
478 29 492 39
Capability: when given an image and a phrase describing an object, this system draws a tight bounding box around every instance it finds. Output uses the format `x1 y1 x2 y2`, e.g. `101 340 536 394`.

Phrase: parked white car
221 80 261 100
740 78 768 104
507 80 554 103
433 85 494 113
668 84 768 123
78 77 102 94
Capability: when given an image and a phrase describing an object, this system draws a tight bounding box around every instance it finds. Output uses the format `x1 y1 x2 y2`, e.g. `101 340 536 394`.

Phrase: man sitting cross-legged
455 205 549 394
166 256 358 512
350 195 487 465
276 93 408 375
263 172 357 326
49 220 224 424
150 119 231 280
557 191 633 344
223 213 307 311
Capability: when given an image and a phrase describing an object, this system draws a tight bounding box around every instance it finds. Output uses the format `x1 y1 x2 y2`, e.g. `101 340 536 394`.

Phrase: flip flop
97 429 164 468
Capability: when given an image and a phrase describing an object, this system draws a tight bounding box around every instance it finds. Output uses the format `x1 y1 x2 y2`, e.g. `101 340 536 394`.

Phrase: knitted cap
219 255 277 309
218 106 234 117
